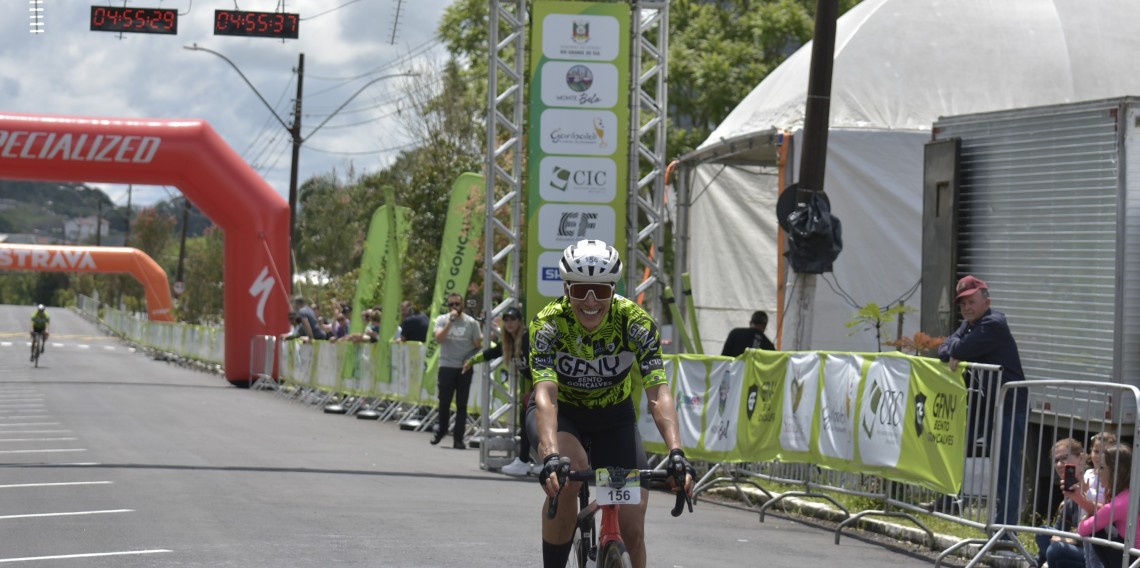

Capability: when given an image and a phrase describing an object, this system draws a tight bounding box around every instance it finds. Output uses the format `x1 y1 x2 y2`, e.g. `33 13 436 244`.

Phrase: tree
179 227 225 324
295 172 368 278
667 0 862 158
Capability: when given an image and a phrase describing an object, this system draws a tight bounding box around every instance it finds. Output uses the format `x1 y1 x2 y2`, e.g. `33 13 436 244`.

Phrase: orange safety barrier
0 244 175 322
0 113 291 385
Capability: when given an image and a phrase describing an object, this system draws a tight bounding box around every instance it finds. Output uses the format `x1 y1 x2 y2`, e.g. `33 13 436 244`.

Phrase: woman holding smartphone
1038 438 1089 568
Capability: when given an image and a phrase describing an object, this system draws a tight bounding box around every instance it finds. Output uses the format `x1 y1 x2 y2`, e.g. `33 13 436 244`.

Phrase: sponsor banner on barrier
640 351 967 495
817 354 862 463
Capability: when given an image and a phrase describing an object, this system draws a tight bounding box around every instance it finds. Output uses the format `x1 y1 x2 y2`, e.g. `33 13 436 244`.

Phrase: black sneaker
429 432 445 445
453 441 467 450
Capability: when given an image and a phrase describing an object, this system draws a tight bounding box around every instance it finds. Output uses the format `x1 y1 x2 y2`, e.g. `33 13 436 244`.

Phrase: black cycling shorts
525 395 647 470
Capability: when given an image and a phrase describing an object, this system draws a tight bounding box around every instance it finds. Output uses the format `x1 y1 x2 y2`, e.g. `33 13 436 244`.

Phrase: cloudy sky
0 0 455 207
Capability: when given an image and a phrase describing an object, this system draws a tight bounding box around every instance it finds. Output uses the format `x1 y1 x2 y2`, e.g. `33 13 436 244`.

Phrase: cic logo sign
539 156 616 202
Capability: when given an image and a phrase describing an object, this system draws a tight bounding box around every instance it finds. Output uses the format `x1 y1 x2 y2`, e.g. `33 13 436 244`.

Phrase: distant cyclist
30 304 50 361
529 239 694 568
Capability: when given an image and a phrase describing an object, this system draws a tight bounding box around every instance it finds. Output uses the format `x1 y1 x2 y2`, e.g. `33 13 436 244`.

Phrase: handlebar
545 460 693 519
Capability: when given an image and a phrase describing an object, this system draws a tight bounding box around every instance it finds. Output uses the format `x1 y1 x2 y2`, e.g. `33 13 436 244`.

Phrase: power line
304 141 416 156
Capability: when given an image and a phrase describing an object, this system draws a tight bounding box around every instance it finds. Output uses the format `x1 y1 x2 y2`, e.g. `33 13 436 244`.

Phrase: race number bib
595 469 641 505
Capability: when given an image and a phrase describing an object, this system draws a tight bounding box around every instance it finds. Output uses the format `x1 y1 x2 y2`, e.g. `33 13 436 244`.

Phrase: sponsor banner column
526 1 630 312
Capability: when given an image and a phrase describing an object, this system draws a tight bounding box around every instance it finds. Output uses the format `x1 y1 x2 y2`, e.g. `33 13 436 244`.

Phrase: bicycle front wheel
599 541 632 568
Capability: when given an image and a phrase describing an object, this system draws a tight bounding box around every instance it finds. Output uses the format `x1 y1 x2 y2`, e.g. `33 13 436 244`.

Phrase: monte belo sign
89 6 178 35
213 10 299 39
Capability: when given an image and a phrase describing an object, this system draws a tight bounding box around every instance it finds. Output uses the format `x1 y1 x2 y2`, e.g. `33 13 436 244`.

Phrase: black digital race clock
213 10 300 39
90 6 178 35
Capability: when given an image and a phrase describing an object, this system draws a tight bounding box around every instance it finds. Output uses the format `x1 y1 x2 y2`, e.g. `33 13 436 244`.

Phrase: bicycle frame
574 484 628 566
551 465 690 568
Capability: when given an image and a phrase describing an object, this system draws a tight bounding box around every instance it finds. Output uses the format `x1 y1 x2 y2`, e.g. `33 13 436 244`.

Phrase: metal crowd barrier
686 363 1140 568
941 379 1140 568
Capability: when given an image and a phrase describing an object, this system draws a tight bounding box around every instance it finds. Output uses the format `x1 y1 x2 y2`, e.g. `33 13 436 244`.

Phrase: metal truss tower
478 0 670 470
478 0 527 471
627 0 670 322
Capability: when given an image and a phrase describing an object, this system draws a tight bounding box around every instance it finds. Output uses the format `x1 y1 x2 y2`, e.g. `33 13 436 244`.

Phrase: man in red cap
937 275 1026 526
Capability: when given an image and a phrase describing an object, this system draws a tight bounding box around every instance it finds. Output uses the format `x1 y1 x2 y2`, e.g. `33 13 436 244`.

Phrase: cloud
0 1 453 207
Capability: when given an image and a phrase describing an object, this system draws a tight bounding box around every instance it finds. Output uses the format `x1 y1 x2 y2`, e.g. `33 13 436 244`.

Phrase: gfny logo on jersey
555 352 634 389
249 266 275 325
0 248 96 270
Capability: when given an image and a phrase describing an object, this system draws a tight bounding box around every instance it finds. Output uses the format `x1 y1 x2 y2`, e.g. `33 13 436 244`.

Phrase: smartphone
1063 464 1079 491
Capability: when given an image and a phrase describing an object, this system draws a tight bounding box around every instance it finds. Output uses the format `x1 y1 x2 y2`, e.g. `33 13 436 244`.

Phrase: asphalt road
0 305 944 567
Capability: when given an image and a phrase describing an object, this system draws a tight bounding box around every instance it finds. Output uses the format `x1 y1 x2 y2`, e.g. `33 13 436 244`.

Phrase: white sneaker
501 457 532 476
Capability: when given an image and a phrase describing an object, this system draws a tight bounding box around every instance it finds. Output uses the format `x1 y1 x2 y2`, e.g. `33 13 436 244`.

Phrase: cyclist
30 304 50 361
528 239 694 568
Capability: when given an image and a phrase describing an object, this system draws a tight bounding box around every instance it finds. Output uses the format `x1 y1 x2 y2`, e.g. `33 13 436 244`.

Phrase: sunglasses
447 302 462 308
502 316 519 321
566 282 615 301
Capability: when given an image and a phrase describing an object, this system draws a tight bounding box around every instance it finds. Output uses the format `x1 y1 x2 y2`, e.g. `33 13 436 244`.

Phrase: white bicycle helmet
37 304 44 311
559 239 622 283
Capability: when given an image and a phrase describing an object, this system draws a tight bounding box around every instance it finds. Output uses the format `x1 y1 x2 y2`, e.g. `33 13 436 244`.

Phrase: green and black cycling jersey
529 294 666 409
30 310 50 332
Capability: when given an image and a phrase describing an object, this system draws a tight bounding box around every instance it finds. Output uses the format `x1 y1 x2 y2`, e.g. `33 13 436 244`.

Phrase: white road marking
0 416 52 420
0 423 60 427
0 509 131 520
0 449 85 454
0 438 77 442
78 345 90 349
0 481 112 489
0 550 171 563
0 430 70 434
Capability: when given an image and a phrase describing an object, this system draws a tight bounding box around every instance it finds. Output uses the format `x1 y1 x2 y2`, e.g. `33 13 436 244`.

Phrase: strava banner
637 351 968 495
0 244 175 321
525 1 631 315
422 172 486 394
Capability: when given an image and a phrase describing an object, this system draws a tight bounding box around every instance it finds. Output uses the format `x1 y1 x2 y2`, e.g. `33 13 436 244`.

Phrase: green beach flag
371 186 409 386
422 172 486 392
350 204 412 334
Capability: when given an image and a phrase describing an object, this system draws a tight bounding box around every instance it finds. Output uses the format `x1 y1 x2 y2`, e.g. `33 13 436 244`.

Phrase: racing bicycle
30 331 45 368
547 459 693 568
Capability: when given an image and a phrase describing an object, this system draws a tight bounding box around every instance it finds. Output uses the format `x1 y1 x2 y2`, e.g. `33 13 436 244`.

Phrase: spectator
291 296 327 341
341 309 378 344
1035 438 1087 568
721 310 775 357
1078 444 1135 568
330 311 350 342
399 300 429 343
364 310 382 343
937 275 1026 526
430 293 482 449
1080 432 1119 568
463 306 533 475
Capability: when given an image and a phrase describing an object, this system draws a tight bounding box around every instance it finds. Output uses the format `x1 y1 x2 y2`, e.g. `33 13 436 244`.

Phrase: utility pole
182 44 414 286
96 200 102 246
175 198 190 298
788 0 839 350
288 53 304 282
124 184 132 245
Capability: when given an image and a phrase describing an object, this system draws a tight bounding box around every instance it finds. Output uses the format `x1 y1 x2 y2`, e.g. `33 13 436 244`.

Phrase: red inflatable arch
0 244 176 322
0 113 290 385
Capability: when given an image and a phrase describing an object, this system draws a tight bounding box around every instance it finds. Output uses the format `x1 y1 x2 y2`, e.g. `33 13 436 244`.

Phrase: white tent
675 0 1140 354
